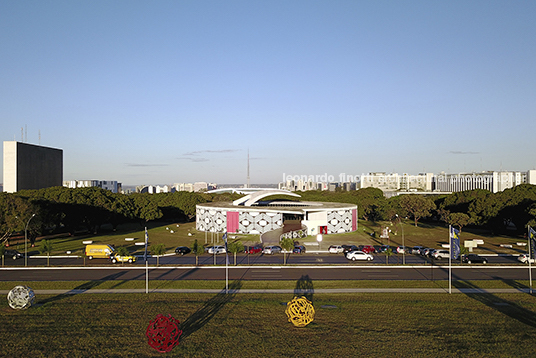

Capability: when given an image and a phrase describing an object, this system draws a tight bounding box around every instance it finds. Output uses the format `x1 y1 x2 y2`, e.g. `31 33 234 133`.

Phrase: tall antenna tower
247 149 250 188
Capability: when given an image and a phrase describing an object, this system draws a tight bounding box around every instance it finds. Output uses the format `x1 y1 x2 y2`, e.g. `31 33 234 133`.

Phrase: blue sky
1 1 535 186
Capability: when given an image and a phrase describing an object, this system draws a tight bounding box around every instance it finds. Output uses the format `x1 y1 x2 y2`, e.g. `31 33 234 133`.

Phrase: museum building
196 190 358 236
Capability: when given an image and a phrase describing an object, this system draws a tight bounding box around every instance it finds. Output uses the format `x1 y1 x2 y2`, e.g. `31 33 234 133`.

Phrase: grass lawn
7 218 529 260
2 283 536 357
1 279 535 291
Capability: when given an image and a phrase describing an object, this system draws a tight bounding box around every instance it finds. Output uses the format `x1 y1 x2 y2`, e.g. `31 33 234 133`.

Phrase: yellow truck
85 244 115 260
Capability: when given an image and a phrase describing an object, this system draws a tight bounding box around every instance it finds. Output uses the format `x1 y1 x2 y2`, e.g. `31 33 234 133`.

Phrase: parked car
110 254 136 264
396 246 410 254
432 250 450 260
421 248 434 256
328 245 343 254
518 254 536 264
207 245 226 254
263 246 282 255
342 245 358 254
293 245 306 254
462 254 488 264
361 245 376 254
346 250 374 261
175 246 191 255
379 245 391 253
245 246 263 254
411 246 423 254
3 249 23 260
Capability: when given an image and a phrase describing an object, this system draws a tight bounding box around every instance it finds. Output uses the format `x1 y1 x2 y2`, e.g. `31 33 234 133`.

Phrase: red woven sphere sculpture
146 314 183 352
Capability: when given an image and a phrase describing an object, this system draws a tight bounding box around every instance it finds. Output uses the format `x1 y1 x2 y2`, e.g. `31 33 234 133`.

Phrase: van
85 244 115 259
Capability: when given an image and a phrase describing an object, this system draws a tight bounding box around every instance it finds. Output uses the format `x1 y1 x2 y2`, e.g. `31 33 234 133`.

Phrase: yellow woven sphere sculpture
285 296 315 327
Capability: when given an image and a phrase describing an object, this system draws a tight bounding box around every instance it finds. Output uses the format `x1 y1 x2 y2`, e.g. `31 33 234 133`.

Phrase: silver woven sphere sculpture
7 285 35 310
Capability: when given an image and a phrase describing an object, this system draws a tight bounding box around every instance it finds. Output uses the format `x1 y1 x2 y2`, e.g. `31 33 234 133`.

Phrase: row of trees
0 186 240 246
297 184 536 235
2 184 536 246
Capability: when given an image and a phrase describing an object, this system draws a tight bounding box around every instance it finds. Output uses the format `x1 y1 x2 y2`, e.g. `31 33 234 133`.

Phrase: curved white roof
232 189 301 207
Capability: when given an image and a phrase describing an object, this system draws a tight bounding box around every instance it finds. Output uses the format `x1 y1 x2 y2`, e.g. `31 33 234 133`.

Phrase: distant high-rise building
3 141 63 193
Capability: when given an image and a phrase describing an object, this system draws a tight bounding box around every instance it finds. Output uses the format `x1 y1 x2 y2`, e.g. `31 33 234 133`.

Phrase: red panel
227 211 239 233
352 209 357 231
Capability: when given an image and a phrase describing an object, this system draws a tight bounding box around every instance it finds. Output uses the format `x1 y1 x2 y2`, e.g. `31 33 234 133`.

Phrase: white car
346 250 373 261
263 246 282 254
207 245 226 254
396 246 410 254
518 254 536 264
432 250 450 260
328 245 343 254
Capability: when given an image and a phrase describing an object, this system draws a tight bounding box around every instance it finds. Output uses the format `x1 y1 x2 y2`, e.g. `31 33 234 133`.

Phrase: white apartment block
277 170 536 194
360 172 400 191
171 182 217 193
434 170 536 193
64 180 122 193
360 172 434 192
279 179 320 191
193 182 209 192
172 183 194 192
135 185 170 193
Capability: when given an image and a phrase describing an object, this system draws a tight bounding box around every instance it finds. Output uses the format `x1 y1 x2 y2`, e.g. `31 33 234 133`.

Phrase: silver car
346 250 373 261
432 250 450 259
328 245 344 254
263 245 282 254
207 245 226 254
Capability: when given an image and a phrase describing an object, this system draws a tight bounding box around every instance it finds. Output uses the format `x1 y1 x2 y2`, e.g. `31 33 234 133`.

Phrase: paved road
1 252 523 267
1 265 535 282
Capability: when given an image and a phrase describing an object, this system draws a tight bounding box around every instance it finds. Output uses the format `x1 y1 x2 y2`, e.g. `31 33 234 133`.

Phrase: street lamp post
25 214 36 267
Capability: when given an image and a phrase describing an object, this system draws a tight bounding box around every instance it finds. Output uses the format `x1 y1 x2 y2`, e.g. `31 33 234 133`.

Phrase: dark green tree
151 243 166 266
115 246 129 266
447 212 473 233
280 237 295 265
191 239 204 266
39 239 53 266
399 195 436 227
227 240 243 265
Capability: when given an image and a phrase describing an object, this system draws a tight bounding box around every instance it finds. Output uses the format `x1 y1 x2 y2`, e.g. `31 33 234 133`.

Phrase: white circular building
196 190 358 236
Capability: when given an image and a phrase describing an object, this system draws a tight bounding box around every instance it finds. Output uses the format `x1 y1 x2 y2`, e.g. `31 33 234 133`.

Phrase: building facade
63 180 122 193
3 141 63 193
434 171 536 193
196 190 358 235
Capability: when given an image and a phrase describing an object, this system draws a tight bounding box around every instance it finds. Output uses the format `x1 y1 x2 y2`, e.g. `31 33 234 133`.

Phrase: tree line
0 186 242 246
297 184 536 235
2 184 536 247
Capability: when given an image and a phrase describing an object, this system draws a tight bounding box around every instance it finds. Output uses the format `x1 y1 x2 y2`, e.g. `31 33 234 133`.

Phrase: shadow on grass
180 280 242 339
294 275 314 302
499 278 529 290
453 280 536 328
35 271 129 306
